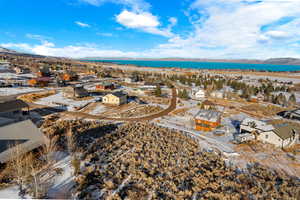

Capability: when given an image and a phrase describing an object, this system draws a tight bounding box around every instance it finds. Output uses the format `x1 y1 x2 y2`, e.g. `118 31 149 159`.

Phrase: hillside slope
74 122 300 199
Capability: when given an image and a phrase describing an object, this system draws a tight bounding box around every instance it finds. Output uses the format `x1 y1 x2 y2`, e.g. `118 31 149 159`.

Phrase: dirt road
30 88 177 121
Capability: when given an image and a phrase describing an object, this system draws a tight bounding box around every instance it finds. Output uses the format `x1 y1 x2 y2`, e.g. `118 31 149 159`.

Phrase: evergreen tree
288 94 296 106
154 84 162 97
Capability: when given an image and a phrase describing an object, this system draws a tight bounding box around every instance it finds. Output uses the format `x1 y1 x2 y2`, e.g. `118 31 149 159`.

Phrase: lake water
90 60 300 72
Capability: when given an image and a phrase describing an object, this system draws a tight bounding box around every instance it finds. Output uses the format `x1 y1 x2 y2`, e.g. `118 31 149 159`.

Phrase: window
265 135 268 139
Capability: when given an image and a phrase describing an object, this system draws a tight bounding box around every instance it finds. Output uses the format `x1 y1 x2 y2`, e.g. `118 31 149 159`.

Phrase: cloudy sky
1 0 300 59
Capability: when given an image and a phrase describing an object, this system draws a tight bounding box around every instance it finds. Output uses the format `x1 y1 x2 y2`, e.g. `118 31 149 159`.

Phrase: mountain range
1 46 300 65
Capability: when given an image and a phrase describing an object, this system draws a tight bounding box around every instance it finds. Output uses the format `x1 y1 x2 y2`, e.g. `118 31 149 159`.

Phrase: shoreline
79 60 300 83
85 60 300 73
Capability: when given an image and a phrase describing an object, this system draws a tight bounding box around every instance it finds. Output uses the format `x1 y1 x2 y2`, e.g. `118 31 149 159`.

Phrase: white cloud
96 32 114 37
26 34 53 43
148 0 300 59
116 10 175 37
79 0 150 12
1 41 139 58
116 10 159 28
75 21 91 28
4 0 300 59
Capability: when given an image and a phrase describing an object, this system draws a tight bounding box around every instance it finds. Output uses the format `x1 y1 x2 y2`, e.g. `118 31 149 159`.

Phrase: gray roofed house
0 99 29 113
0 120 46 163
63 85 89 98
0 99 29 120
239 118 299 148
194 109 221 123
284 108 300 121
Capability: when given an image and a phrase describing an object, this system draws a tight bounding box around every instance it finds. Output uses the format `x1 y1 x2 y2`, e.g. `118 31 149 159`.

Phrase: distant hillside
83 57 300 65
0 47 17 53
1 47 300 65
263 58 300 65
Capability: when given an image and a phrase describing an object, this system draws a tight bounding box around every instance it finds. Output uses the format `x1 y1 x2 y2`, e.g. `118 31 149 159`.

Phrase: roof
113 91 127 97
202 100 215 106
0 120 46 163
36 77 51 82
290 108 300 116
194 109 221 123
272 123 298 140
99 82 114 86
105 91 127 98
241 118 274 132
74 86 88 95
0 99 28 113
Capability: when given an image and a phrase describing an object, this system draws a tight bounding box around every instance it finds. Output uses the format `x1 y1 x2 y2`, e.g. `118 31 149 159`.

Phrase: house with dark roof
96 82 115 90
238 118 299 148
0 120 46 163
102 92 127 105
284 108 300 121
201 100 216 110
63 85 89 98
0 99 29 122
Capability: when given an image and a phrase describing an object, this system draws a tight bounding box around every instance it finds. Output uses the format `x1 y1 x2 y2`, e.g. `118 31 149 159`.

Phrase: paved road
29 88 177 122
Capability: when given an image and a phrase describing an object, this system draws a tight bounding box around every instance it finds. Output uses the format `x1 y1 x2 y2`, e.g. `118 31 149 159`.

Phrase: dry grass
74 122 300 199
18 90 56 103
241 104 286 117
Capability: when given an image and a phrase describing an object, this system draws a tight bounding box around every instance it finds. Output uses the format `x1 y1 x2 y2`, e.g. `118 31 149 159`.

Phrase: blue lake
89 60 300 72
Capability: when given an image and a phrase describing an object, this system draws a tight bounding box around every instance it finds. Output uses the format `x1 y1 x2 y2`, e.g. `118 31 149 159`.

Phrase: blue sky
1 0 300 59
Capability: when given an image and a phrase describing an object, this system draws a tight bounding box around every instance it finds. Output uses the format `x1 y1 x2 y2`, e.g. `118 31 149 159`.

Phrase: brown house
37 66 51 77
194 109 221 132
0 99 29 124
28 77 51 87
61 71 78 81
201 100 216 110
96 82 115 90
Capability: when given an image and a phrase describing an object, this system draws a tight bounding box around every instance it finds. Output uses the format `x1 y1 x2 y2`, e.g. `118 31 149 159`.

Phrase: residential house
238 118 299 148
0 60 10 68
37 66 51 77
191 88 205 100
61 71 78 81
201 100 216 110
63 85 89 98
284 108 300 121
14 66 31 74
194 109 221 132
124 76 138 83
0 99 29 123
103 92 127 106
0 120 46 163
28 77 51 87
249 93 264 103
210 90 224 99
96 82 115 90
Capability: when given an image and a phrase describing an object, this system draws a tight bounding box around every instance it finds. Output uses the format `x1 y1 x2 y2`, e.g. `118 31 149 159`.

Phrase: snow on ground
0 185 32 199
89 104 108 115
0 87 44 96
155 121 235 153
295 92 300 103
0 152 74 199
35 92 95 111
47 153 74 199
0 72 35 79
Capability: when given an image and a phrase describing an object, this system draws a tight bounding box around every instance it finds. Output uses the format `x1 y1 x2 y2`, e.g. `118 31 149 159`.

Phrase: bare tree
41 135 58 167
66 126 75 155
8 143 30 198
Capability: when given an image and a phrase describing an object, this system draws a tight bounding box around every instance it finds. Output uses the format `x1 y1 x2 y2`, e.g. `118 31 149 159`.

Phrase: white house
210 90 224 99
191 88 205 100
103 92 127 106
238 118 299 148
